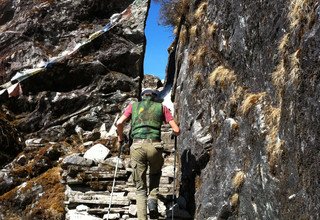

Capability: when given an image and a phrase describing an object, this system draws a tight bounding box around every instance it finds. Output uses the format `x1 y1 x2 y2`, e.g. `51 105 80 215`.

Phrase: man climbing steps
117 88 180 220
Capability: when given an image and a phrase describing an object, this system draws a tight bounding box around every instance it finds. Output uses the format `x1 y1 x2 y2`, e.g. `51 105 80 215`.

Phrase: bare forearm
169 120 180 136
116 115 129 142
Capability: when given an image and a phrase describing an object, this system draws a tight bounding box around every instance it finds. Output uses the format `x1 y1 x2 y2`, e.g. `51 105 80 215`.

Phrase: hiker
116 88 180 219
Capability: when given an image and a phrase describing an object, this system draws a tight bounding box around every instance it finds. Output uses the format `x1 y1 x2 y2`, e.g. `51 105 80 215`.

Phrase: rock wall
0 0 149 141
172 0 320 219
0 0 151 219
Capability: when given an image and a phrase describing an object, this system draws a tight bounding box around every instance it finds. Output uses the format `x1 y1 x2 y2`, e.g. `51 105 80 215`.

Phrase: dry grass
158 0 189 27
26 167 65 218
194 46 207 64
289 0 315 30
195 175 202 190
289 49 301 85
268 139 285 172
278 33 289 53
194 72 202 85
209 65 236 88
265 106 283 173
230 193 239 207
0 167 65 219
188 53 196 66
232 171 245 190
266 106 281 126
179 25 188 46
190 25 198 38
230 86 245 105
272 59 286 89
173 27 179 35
240 92 266 115
194 2 208 21
207 22 218 37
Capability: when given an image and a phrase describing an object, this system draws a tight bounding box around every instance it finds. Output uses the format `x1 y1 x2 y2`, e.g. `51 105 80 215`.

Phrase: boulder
83 144 110 163
62 154 94 168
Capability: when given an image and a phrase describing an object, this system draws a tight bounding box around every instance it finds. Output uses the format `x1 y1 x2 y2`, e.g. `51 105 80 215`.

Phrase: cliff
0 0 150 219
171 0 320 219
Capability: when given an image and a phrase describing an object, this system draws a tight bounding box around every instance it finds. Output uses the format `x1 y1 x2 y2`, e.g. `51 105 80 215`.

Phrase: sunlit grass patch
240 92 266 115
232 171 245 190
209 65 236 88
194 2 208 21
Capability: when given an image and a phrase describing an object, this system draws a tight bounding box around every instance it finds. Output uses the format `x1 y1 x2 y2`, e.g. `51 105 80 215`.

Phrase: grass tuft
289 0 316 30
194 46 207 64
265 106 283 174
190 25 198 38
179 25 188 46
207 22 218 37
272 60 286 90
240 92 266 115
194 72 202 86
278 33 289 53
232 171 245 190
230 193 239 207
209 65 236 88
289 49 301 85
194 2 208 21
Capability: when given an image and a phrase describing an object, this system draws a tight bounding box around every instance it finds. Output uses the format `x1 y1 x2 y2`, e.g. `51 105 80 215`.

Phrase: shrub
154 0 189 27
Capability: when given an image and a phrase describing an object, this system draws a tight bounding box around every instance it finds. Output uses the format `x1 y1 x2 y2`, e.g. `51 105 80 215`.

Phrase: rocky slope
171 0 320 219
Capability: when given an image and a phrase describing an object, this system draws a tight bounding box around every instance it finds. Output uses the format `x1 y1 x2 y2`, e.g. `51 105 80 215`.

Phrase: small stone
76 204 89 212
83 141 94 147
45 146 62 160
83 144 110 163
102 213 120 220
161 165 174 178
16 155 27 165
129 204 137 216
102 157 124 169
100 123 109 139
62 154 94 168
83 131 101 141
225 118 239 130
197 134 213 145
25 138 46 147
66 210 102 220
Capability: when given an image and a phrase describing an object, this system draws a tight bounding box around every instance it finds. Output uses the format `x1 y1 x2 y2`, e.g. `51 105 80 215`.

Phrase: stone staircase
62 128 190 219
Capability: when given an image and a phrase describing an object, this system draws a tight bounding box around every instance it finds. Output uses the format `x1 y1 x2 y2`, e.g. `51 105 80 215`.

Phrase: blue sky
144 1 174 80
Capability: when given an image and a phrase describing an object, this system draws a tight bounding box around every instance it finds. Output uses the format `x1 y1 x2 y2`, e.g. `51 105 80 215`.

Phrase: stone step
87 207 130 215
66 192 130 206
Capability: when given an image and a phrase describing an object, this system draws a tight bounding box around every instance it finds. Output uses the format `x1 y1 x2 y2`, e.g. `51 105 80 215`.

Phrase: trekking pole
172 135 177 220
106 144 123 220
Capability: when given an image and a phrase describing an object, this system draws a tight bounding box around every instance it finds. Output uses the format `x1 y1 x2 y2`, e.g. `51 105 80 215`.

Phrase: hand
170 132 178 140
118 140 123 150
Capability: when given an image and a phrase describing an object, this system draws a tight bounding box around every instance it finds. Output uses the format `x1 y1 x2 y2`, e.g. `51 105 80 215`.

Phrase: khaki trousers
130 141 164 220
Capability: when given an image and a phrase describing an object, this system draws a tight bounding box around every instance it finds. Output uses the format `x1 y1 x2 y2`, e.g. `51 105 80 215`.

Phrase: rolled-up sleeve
123 104 132 119
163 105 174 123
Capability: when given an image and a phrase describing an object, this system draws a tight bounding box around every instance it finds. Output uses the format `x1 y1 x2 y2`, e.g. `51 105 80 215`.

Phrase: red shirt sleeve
163 105 174 123
123 103 132 119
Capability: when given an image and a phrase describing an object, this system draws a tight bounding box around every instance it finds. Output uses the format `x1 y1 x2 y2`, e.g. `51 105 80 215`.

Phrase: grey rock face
0 0 149 142
172 0 320 219
0 0 151 219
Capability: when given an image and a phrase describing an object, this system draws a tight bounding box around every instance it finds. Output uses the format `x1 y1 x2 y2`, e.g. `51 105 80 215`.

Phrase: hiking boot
148 198 159 219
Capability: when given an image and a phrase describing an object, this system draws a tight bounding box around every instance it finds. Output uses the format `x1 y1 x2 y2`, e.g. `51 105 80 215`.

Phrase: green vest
131 98 163 140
